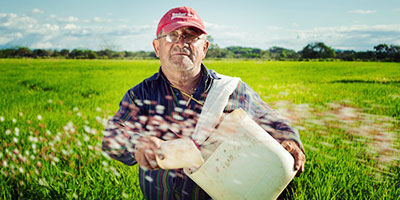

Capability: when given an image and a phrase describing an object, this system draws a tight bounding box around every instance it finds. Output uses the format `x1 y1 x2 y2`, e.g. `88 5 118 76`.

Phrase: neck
162 66 202 94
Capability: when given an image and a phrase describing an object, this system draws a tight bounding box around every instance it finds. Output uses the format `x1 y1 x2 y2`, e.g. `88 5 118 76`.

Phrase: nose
175 35 188 47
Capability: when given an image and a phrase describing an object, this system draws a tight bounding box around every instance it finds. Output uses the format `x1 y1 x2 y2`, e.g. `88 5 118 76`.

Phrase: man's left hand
280 140 305 176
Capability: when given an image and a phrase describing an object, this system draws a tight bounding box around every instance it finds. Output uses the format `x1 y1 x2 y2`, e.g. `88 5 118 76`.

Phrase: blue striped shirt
102 64 303 200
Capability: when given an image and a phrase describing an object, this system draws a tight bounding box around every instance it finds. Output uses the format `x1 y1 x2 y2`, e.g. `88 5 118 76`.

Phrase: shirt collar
156 63 221 81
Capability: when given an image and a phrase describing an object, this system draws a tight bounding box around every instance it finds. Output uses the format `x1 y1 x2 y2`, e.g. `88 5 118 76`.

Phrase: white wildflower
102 130 111 137
143 100 151 105
84 125 91 134
13 137 18 143
48 99 53 103
6 129 11 135
14 128 19 136
12 118 17 123
55 135 61 142
174 107 183 113
38 178 49 186
0 116 4 122
73 107 79 112
84 134 90 142
19 167 24 173
145 175 154 182
62 149 69 155
96 107 102 112
113 171 120 177
37 115 42 121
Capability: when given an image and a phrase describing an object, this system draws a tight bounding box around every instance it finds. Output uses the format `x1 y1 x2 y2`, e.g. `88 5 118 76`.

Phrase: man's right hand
134 136 164 170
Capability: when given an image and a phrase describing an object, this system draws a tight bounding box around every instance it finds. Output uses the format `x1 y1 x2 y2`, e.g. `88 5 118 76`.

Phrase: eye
184 33 197 40
169 32 179 39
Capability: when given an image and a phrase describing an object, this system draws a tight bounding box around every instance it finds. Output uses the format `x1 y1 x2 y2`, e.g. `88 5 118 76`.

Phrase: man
103 6 305 200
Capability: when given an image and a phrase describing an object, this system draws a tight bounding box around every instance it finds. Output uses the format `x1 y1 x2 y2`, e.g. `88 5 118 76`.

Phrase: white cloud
57 16 79 23
348 9 376 14
32 9 44 14
265 26 282 31
93 17 112 23
204 21 235 32
207 23 400 51
2 10 398 52
0 11 154 50
275 24 400 50
63 23 79 30
32 41 53 49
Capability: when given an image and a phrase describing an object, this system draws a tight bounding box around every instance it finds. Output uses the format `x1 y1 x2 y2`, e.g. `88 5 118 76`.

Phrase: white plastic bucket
184 109 297 200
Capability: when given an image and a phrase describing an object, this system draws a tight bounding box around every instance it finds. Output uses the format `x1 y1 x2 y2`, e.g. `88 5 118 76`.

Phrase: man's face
153 27 209 73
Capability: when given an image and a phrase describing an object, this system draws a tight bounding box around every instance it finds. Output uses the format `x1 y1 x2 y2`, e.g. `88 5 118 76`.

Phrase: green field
0 59 399 199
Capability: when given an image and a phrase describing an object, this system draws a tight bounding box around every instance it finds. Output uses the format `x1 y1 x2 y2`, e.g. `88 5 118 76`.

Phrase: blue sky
1 0 399 51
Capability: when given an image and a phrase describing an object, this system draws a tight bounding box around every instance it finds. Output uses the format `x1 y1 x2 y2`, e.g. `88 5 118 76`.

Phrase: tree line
1 41 399 62
0 48 157 59
206 40 400 62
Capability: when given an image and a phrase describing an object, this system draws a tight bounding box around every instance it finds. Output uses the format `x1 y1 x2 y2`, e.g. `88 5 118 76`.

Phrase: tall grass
0 59 399 199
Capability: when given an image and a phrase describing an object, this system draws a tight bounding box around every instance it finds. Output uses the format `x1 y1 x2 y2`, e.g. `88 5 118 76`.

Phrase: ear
202 39 210 59
153 39 160 58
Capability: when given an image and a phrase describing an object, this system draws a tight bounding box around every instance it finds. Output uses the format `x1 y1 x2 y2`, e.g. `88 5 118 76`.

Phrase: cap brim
162 21 207 35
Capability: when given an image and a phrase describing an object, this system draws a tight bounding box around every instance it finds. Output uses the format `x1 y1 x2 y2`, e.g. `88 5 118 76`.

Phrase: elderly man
103 6 305 200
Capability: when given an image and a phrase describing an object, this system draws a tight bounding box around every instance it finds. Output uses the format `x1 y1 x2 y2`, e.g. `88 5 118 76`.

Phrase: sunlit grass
0 59 399 199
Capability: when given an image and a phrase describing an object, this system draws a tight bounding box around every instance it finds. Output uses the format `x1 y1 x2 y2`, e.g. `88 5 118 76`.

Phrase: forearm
257 111 304 153
102 118 139 166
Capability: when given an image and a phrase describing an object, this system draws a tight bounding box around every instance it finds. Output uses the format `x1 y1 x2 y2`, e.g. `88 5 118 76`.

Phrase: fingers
135 136 164 170
281 140 306 176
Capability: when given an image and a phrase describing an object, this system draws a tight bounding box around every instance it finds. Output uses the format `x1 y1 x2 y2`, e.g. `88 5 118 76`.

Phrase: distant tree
60 49 70 58
374 44 400 62
335 50 356 61
0 49 17 58
33 49 50 58
269 46 300 60
226 46 262 59
51 49 61 57
388 45 400 62
206 44 224 58
70 49 84 59
15 47 33 58
301 42 335 59
374 44 390 61
205 35 224 59
87 51 98 59
97 49 115 59
355 51 376 61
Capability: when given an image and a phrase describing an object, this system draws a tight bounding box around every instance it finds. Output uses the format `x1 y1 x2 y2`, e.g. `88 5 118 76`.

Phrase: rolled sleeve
102 90 143 166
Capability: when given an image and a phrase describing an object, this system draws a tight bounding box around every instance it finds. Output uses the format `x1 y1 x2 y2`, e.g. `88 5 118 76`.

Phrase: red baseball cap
156 6 207 36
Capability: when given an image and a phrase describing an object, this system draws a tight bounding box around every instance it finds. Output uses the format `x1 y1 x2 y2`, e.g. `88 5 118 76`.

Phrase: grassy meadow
0 59 399 199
